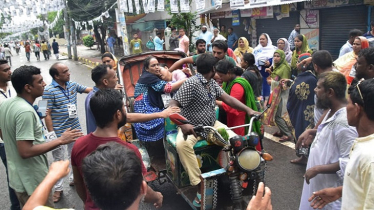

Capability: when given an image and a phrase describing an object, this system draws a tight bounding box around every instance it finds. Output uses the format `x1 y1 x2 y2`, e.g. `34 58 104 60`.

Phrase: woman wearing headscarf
101 52 118 70
333 36 369 84
215 60 262 151
264 50 293 141
291 34 313 76
253 33 277 100
276 38 292 65
287 53 317 141
234 37 254 64
133 56 186 154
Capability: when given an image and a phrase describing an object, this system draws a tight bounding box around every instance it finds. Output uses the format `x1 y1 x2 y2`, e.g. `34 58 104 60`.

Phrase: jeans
5 56 11 66
35 52 40 60
52 142 74 191
0 143 21 210
108 45 114 55
43 50 49 60
25 52 30 61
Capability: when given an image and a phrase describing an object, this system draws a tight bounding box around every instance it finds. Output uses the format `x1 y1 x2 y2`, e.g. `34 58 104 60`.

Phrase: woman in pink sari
334 36 369 84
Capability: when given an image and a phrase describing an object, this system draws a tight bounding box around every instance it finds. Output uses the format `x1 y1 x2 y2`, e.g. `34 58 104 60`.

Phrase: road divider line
264 132 295 149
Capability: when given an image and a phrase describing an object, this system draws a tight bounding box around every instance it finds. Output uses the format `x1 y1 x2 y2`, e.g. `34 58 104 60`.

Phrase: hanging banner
157 0 165 11
134 0 140 14
147 0 155 12
300 9 319 28
128 0 134 13
142 0 149 13
250 7 267 17
230 0 245 9
170 0 179 13
180 0 189 13
232 10 240 26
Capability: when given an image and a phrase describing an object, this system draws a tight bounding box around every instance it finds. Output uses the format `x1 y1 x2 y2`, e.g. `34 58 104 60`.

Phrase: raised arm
169 57 194 72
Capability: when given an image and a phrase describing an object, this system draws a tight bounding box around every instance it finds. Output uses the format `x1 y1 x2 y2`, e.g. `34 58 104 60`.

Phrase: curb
61 52 100 69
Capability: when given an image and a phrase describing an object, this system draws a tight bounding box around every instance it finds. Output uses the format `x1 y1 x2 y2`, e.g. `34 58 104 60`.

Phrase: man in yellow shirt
41 41 49 60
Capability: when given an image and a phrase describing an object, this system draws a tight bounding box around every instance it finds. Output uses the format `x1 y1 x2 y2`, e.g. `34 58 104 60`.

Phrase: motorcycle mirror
169 113 191 125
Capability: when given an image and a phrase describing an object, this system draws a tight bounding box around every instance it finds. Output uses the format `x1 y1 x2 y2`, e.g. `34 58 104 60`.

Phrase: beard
197 48 206 53
117 109 127 129
316 97 331 109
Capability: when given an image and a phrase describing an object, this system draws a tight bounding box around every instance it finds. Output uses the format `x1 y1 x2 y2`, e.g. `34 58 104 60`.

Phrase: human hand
295 129 314 149
232 44 235 48
247 182 272 210
59 128 83 145
264 61 271 67
180 124 197 138
161 106 180 118
48 160 70 181
153 192 163 208
265 68 272 74
115 83 124 90
182 67 192 77
247 109 261 118
308 187 342 209
304 166 319 184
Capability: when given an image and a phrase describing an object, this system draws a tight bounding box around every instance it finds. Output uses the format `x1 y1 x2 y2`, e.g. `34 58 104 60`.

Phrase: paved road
0 47 306 210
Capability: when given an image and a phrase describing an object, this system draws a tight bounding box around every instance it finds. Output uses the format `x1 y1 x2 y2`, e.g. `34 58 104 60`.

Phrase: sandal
53 190 63 203
272 131 282 137
279 135 294 143
193 192 201 208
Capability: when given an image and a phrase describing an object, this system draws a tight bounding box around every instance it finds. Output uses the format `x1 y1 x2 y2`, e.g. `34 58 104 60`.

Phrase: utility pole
71 19 78 61
64 0 72 59
116 0 129 56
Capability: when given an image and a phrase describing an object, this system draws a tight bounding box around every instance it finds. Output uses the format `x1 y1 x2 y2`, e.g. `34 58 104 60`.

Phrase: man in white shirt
338 29 362 58
299 71 357 210
211 28 226 44
0 59 20 210
198 25 213 52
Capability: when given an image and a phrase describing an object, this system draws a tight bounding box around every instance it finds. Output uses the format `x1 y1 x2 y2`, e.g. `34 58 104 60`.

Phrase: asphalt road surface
0 47 306 210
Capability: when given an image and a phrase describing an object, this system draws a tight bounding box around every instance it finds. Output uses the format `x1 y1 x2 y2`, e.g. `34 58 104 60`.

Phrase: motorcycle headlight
236 148 261 172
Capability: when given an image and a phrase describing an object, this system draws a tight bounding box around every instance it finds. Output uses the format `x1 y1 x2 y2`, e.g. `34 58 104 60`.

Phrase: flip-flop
272 131 282 137
53 190 63 203
193 192 201 208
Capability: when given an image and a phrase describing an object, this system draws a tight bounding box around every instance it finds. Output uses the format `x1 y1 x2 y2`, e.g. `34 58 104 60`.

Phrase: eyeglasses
356 78 364 103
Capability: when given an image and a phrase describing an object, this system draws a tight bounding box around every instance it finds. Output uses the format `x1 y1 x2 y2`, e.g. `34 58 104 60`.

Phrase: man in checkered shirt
169 53 259 207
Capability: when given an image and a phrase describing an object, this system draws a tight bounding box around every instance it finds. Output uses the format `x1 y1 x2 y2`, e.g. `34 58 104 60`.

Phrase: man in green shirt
130 33 143 54
0 65 82 207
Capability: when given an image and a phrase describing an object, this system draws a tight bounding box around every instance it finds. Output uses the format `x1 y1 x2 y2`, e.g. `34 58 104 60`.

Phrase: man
43 63 92 202
130 33 142 54
198 25 213 52
339 29 362 57
211 28 227 44
298 72 357 210
41 41 49 60
291 50 335 164
220 25 228 39
4 44 12 66
0 60 20 210
25 42 31 62
85 64 179 134
308 79 374 210
168 40 236 71
154 31 164 51
106 34 116 55
169 53 259 207
72 89 163 210
227 27 238 50
169 27 179 50
195 39 207 55
0 65 82 207
288 24 300 51
178 28 190 55
52 39 59 60
353 47 374 81
363 20 374 38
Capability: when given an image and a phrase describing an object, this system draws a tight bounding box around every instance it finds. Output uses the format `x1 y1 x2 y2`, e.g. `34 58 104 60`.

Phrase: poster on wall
230 0 245 9
301 28 319 51
300 10 319 28
232 10 240 26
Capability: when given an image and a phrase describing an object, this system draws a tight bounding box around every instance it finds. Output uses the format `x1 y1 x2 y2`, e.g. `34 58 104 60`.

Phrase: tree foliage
83 35 94 48
47 11 65 38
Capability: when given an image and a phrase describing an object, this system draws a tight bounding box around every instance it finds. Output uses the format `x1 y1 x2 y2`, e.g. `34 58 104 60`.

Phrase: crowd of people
1 21 374 210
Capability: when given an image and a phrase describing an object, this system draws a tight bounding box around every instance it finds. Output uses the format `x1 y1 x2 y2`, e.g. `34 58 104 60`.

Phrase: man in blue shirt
227 27 238 50
198 25 213 52
288 24 300 51
339 29 362 58
154 32 164 51
363 21 374 38
43 62 92 202
106 34 116 55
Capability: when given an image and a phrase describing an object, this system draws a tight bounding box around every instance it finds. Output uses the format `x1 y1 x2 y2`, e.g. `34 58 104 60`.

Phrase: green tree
83 35 94 48
47 11 65 38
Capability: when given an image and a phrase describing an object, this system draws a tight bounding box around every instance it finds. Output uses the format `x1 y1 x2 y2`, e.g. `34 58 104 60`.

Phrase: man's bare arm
73 166 87 202
168 57 194 72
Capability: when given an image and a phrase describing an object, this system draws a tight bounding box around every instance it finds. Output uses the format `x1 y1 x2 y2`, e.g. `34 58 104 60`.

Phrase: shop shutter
320 5 367 60
256 11 300 45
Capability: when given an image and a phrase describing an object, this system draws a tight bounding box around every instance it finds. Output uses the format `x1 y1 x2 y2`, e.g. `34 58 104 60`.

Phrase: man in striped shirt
43 62 92 203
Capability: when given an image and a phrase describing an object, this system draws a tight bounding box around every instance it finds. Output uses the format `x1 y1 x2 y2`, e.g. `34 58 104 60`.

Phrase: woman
264 50 293 142
234 37 253 64
215 60 262 151
253 33 276 99
240 53 262 99
133 57 186 153
334 36 369 84
291 34 313 76
287 53 317 141
276 38 292 64
102 52 117 70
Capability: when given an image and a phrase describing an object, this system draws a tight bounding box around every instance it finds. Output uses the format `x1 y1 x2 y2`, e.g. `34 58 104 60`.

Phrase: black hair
229 27 233 31
296 34 304 42
196 53 217 74
82 142 143 210
195 39 206 47
49 62 63 79
53 39 56 42
318 71 347 100
11 65 41 94
348 79 374 121
215 59 243 76
91 64 112 85
358 48 374 65
102 52 115 60
159 63 168 68
144 56 157 70
242 53 261 78
221 25 226 28
349 29 363 38
156 31 161 36
371 20 374 27
212 40 228 53
90 89 124 128
312 50 333 69
0 59 8 65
